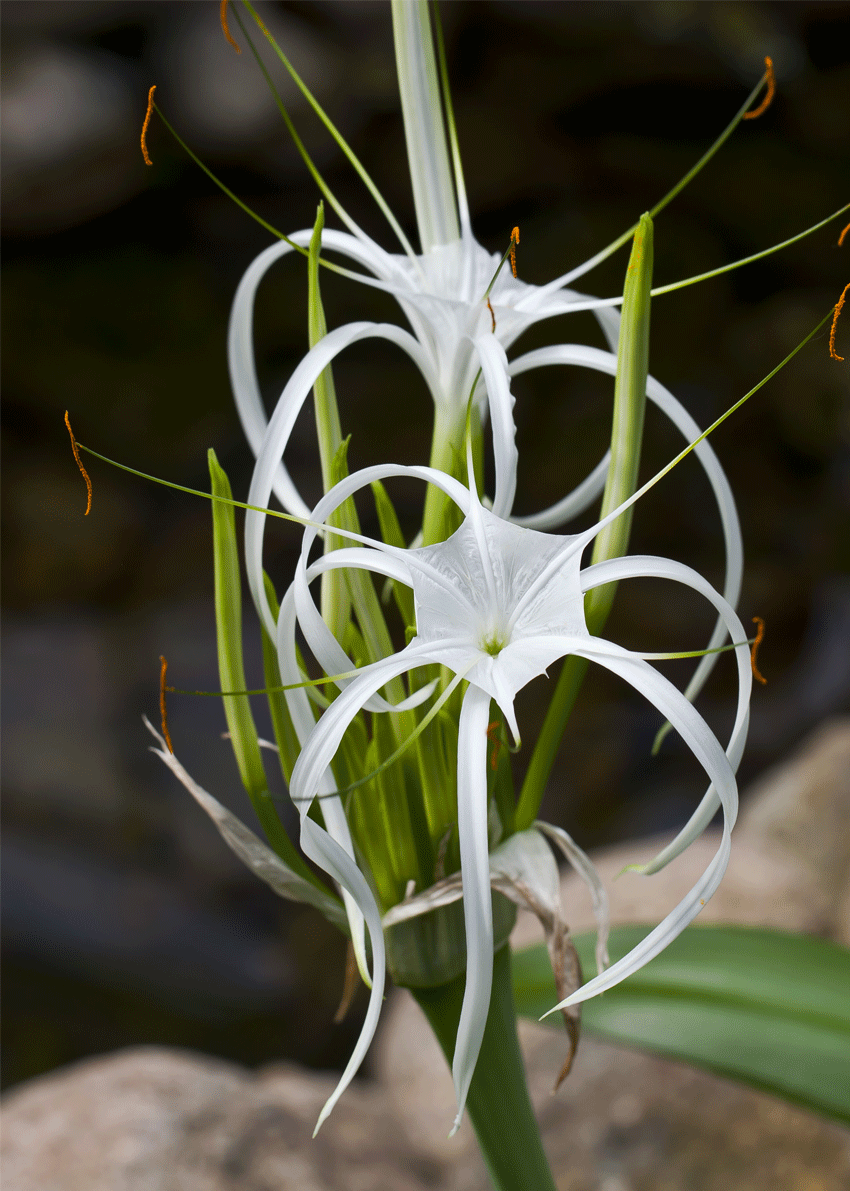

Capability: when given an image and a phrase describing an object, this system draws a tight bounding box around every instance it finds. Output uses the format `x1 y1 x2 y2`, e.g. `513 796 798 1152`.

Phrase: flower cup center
480 629 509 657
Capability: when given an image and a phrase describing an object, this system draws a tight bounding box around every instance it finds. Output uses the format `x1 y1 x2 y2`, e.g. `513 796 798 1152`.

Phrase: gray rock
0 1048 440 1191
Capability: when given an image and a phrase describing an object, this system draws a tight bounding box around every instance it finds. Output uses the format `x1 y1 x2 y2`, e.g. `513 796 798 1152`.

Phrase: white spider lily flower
226 1 742 562
272 457 752 1132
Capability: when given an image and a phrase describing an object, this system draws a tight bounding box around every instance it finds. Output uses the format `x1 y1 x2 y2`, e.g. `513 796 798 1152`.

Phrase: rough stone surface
0 1048 441 1191
3 720 850 1190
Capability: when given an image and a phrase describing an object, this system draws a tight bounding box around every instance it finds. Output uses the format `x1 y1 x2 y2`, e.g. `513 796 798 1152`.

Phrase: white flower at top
264 452 752 1133
227 0 747 728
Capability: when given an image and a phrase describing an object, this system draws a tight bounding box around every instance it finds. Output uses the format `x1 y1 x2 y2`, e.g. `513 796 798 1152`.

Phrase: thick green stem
412 944 558 1191
516 654 589 831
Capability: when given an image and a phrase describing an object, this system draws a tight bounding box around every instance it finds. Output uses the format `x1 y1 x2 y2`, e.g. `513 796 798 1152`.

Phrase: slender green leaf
513 924 850 1124
261 571 302 783
586 211 653 630
208 449 329 894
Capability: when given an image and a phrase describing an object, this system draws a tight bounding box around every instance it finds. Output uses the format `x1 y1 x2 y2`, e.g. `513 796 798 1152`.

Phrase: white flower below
268 458 752 1131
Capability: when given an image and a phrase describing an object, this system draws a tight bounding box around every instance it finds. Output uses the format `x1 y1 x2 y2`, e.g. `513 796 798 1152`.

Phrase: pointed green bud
586 212 653 633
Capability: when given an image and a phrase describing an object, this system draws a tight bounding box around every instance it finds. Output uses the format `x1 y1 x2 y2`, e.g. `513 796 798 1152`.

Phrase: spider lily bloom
227 0 768 549
265 455 752 1132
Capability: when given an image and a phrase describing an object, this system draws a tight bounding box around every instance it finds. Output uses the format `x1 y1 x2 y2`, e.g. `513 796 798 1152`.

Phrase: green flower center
481 631 508 657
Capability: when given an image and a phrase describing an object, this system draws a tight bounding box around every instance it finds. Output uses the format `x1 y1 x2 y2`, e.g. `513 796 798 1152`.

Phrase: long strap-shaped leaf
513 924 850 1125
209 448 330 895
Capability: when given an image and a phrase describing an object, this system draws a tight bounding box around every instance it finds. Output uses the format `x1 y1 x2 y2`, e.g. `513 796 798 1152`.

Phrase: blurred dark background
2 0 849 1092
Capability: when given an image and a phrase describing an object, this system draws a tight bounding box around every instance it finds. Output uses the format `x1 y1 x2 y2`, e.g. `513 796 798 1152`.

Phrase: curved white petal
292 554 435 715
450 684 493 1135
582 553 752 872
228 229 408 515
470 332 518 519
288 642 453 809
275 463 476 706
244 326 442 639
541 641 737 1009
297 812 386 1135
289 460 476 631
509 342 743 711
273 577 370 984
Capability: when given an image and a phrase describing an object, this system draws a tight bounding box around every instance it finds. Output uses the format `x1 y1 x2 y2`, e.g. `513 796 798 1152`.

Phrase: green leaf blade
513 925 850 1125
207 448 328 895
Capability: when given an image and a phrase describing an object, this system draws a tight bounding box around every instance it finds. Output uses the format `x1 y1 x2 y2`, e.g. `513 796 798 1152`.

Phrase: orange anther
510 226 520 279
838 222 850 248
333 941 359 1024
159 655 175 753
829 282 849 362
141 85 156 166
486 720 502 771
64 411 92 515
220 0 241 54
750 617 767 685
743 57 775 120
486 296 496 333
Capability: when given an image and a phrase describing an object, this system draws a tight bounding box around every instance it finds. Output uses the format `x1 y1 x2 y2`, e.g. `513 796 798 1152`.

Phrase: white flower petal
228 229 407 517
470 332 518 519
450 685 494 1135
296 811 386 1135
244 325 441 638
273 578 371 982
289 644 449 809
544 643 737 1009
510 342 743 711
582 552 751 872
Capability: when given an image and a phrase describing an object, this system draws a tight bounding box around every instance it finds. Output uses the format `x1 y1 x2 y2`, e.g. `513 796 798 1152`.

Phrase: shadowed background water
2 0 849 1091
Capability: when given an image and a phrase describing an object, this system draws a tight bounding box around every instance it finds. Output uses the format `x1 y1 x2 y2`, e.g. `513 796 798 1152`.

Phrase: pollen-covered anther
829 282 849 362
486 297 496 333
743 56 775 120
140 85 156 166
510 227 520 279
64 411 92 515
838 222 850 248
485 721 503 772
750 617 767 685
333 941 359 1024
159 655 175 753
220 0 242 54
